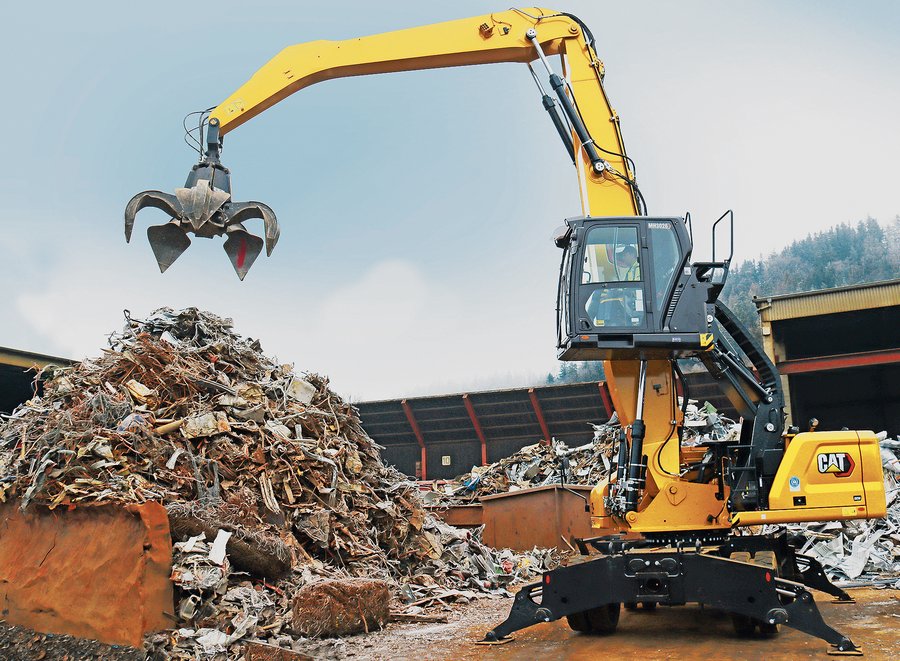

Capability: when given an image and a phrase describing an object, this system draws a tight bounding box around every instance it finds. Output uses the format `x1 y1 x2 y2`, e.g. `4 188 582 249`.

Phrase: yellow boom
209 7 639 218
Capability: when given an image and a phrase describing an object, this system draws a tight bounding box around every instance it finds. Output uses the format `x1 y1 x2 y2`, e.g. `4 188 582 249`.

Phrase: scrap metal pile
0 308 550 658
777 434 900 588
426 401 740 505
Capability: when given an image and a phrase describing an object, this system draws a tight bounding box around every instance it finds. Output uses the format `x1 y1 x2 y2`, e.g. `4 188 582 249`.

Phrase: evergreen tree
721 218 899 337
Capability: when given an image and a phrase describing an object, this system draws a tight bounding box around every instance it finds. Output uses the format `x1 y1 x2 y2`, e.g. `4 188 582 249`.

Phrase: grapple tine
223 225 264 280
124 190 181 243
147 222 192 273
227 201 280 256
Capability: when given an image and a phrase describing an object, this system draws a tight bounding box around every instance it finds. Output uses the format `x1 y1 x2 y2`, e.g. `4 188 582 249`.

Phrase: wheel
566 604 620 635
566 611 592 632
586 603 620 634
758 621 780 637
729 550 782 638
624 602 638 611
640 602 657 611
731 613 756 637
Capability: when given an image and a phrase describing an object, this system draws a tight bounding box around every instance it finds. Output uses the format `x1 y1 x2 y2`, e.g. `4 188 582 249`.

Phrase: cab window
581 226 641 284
648 222 681 310
581 226 644 328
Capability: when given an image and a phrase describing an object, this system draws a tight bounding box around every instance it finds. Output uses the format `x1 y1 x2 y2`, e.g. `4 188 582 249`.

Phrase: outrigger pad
474 636 514 645
827 647 863 656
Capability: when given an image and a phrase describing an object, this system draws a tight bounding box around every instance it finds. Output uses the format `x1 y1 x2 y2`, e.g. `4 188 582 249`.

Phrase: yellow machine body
733 431 887 526
590 413 887 532
589 360 734 535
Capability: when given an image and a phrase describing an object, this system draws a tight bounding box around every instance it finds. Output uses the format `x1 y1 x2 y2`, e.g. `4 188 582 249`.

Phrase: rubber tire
566 611 592 633
758 621 780 637
731 613 756 637
640 602 657 611
586 603 621 634
729 550 781 638
624 602 638 611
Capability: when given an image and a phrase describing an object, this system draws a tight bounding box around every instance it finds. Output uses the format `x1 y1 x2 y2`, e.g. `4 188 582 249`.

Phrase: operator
615 245 641 281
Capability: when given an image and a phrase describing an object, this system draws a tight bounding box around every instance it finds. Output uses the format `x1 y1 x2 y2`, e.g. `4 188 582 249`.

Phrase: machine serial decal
817 452 855 477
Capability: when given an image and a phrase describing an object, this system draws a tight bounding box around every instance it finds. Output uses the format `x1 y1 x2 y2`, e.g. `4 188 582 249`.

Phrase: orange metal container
0 501 173 646
480 484 594 551
427 504 483 528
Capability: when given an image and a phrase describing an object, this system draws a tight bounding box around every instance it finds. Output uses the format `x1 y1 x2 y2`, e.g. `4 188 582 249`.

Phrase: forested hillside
721 217 899 337
548 217 899 383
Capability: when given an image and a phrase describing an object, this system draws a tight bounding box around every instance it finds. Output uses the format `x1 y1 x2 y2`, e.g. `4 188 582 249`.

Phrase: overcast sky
2 1 898 400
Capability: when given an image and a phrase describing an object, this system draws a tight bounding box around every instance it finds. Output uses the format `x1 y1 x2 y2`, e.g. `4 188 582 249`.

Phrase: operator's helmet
615 244 638 260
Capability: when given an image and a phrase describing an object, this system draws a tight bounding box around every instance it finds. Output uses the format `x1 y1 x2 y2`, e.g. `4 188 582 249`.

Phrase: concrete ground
314 587 898 660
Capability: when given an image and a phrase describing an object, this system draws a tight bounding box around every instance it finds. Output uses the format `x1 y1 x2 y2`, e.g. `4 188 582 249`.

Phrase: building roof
356 374 736 452
357 381 612 453
0 347 73 415
753 278 900 322
0 346 74 370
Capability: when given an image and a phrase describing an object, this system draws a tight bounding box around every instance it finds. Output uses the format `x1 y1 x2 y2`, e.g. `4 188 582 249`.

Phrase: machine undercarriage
484 532 861 655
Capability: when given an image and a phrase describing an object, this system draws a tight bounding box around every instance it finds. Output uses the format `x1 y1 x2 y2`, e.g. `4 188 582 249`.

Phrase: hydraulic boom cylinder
625 360 648 512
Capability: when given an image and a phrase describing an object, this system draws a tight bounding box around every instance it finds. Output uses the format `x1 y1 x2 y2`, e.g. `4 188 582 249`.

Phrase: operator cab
556 214 732 361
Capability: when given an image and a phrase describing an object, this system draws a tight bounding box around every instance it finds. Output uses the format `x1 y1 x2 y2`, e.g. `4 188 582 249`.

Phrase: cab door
574 223 649 333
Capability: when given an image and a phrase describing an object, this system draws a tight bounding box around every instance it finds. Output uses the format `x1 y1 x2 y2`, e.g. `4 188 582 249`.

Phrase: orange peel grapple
124 119 279 280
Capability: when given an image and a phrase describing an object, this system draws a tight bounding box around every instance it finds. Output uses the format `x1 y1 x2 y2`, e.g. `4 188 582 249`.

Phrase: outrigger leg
483 550 860 655
717 533 855 603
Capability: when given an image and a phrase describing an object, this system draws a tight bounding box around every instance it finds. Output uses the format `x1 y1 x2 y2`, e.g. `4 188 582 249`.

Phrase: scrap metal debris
292 578 390 637
0 308 552 659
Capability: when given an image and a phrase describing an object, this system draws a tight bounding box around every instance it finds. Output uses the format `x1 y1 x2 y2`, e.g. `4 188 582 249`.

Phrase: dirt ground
301 587 899 661
0 622 143 660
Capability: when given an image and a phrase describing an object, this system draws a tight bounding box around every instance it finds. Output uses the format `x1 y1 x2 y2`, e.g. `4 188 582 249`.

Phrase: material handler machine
125 8 887 655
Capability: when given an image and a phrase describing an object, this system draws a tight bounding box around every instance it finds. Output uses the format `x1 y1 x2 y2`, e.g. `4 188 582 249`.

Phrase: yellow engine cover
733 431 887 526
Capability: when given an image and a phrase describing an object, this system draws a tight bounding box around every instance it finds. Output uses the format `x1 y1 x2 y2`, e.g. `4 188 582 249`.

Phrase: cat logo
816 452 855 478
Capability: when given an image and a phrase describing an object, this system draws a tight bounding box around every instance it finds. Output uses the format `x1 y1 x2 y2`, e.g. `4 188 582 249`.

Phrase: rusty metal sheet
480 485 595 551
0 501 173 647
427 504 483 528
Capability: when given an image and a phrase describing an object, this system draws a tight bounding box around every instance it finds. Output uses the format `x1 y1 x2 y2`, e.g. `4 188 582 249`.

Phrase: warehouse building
754 278 900 435
0 347 73 414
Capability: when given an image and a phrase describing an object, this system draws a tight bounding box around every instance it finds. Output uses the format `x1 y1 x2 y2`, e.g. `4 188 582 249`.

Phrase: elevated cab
555 216 729 361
